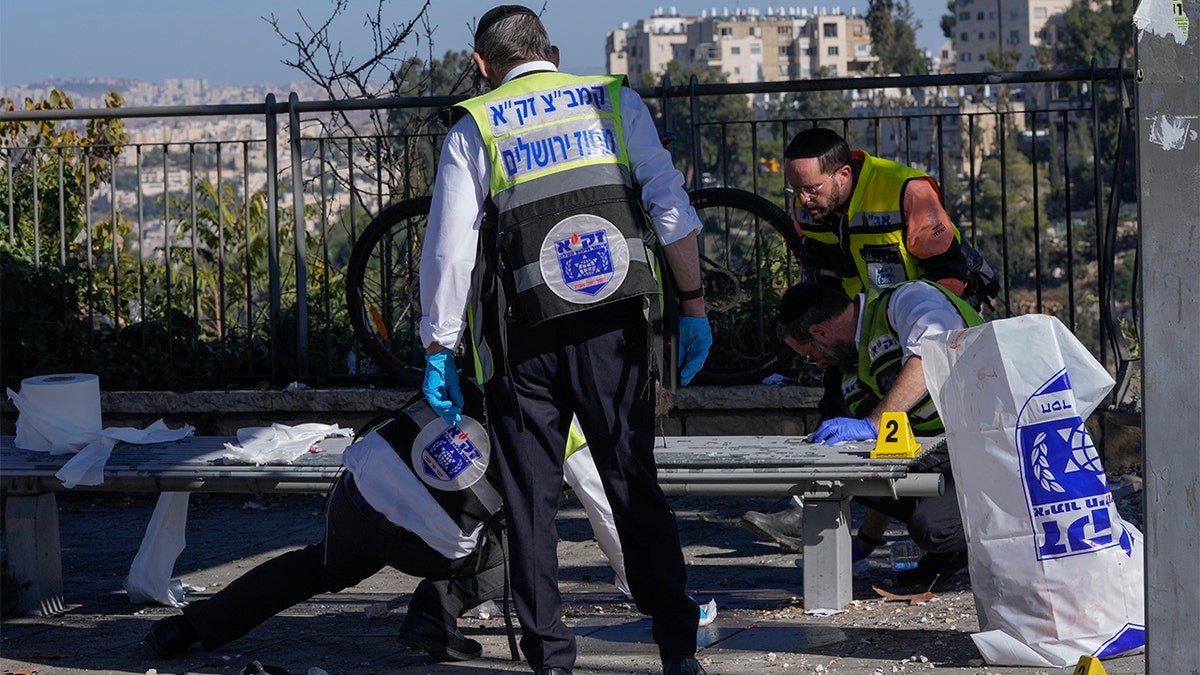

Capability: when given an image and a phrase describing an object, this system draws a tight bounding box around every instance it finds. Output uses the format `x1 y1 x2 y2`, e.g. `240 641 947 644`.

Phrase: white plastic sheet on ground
921 314 1145 666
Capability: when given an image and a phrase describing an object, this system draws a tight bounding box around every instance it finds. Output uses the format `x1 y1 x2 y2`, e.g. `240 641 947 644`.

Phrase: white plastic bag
921 314 1144 666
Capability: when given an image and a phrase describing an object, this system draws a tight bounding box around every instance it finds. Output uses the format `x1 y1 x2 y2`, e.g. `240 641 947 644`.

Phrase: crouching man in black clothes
144 388 505 663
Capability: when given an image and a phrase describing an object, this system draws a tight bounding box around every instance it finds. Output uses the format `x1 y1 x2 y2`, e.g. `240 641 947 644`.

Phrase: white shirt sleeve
886 283 968 361
419 115 490 351
621 88 701 246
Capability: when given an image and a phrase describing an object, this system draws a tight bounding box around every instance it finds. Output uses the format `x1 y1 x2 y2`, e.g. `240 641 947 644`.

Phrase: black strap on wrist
676 286 704 301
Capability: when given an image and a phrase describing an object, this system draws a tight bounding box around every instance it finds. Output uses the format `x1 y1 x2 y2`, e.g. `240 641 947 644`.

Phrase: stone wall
0 384 1141 474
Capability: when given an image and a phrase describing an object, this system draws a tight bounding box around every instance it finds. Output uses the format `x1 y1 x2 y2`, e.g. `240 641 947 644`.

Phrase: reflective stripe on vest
455 71 658 325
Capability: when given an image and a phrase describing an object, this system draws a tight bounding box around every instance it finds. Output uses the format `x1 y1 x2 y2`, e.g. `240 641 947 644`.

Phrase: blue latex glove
808 416 877 445
422 349 463 426
677 315 713 386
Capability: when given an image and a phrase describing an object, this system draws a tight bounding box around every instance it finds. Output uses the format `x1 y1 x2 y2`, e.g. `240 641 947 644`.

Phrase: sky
0 0 946 88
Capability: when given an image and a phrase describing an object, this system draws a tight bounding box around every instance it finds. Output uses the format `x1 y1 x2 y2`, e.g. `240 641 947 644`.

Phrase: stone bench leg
801 497 852 610
5 492 66 615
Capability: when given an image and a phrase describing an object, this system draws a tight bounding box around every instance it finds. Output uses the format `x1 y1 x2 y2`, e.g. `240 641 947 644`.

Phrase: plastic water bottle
697 598 717 626
891 540 921 572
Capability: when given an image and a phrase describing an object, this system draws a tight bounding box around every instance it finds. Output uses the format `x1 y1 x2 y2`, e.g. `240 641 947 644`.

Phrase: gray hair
474 13 553 76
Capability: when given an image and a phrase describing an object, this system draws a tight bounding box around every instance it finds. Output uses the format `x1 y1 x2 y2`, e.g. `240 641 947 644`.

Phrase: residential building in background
949 0 1073 72
606 9 690 85
605 6 878 92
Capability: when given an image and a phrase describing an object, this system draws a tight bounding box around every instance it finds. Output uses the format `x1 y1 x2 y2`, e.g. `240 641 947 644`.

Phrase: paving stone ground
1 491 1146 675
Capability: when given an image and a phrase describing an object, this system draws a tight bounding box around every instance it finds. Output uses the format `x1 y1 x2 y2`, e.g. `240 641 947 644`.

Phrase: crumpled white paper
6 387 195 488
222 422 353 465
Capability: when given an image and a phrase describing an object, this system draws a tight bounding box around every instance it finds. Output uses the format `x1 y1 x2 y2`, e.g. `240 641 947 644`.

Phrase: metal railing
0 66 1137 393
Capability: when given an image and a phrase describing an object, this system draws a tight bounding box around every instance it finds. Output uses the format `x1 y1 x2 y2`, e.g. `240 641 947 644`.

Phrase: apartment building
950 0 1073 72
605 6 878 89
606 10 691 86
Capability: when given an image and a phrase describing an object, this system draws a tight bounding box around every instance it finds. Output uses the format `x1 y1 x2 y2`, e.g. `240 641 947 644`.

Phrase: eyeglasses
785 173 834 201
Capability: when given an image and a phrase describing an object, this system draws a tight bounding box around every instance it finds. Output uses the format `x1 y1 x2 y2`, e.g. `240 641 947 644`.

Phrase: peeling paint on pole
1134 0 1190 43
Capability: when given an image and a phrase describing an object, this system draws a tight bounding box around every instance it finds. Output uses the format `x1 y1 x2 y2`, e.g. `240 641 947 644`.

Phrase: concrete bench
1 434 943 615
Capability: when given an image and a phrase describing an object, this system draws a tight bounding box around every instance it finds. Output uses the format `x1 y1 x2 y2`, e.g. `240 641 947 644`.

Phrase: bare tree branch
266 0 478 216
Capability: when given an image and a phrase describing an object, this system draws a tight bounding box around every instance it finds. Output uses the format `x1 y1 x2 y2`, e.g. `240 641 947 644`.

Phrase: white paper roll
12 373 102 452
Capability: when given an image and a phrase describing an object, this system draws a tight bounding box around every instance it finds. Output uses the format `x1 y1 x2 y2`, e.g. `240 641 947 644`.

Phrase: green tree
1053 0 1136 204
0 89 129 266
940 0 957 40
1055 0 1134 70
867 0 928 75
972 126 1051 288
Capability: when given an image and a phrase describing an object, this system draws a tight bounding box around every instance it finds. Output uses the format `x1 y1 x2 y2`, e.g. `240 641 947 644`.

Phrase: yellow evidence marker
870 412 921 459
1072 655 1108 675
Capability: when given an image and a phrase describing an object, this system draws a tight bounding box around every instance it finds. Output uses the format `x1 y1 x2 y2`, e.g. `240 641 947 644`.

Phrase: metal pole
265 94 282 385
1135 1 1200 670
689 74 701 193
289 93 309 382
1091 58 1109 368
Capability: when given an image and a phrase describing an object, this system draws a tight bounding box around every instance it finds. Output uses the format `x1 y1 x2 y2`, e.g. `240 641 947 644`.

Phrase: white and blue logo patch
868 335 899 362
1016 369 1133 561
411 415 490 492
540 214 629 304
868 262 902 289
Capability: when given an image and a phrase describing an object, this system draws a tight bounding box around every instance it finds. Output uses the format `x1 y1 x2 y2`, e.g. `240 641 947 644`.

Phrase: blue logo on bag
1017 369 1133 561
1094 623 1146 659
555 229 613 296
420 426 483 483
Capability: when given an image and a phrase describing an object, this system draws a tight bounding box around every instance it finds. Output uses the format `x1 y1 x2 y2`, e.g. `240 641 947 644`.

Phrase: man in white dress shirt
417 6 712 675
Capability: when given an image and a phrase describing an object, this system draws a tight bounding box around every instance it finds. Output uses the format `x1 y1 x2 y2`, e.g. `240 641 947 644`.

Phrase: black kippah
784 127 843 159
475 5 538 43
778 283 821 326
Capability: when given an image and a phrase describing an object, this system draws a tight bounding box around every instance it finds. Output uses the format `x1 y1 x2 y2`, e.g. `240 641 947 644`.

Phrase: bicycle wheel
345 196 431 385
686 187 804 386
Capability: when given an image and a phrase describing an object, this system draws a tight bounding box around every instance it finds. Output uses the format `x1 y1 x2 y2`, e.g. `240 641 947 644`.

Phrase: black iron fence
0 67 1138 396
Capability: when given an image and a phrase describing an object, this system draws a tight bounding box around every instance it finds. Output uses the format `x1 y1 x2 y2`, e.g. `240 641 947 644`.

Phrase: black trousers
485 300 698 672
183 473 505 652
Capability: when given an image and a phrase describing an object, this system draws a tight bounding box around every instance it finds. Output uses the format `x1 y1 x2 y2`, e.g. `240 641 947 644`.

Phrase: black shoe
396 612 482 662
663 655 706 675
740 504 803 551
894 549 968 589
144 615 198 659
535 669 571 675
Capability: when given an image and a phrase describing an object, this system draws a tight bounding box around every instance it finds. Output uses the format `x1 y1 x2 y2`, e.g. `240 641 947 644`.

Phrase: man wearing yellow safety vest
779 280 983 590
418 6 712 675
743 127 996 582
783 126 978 300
